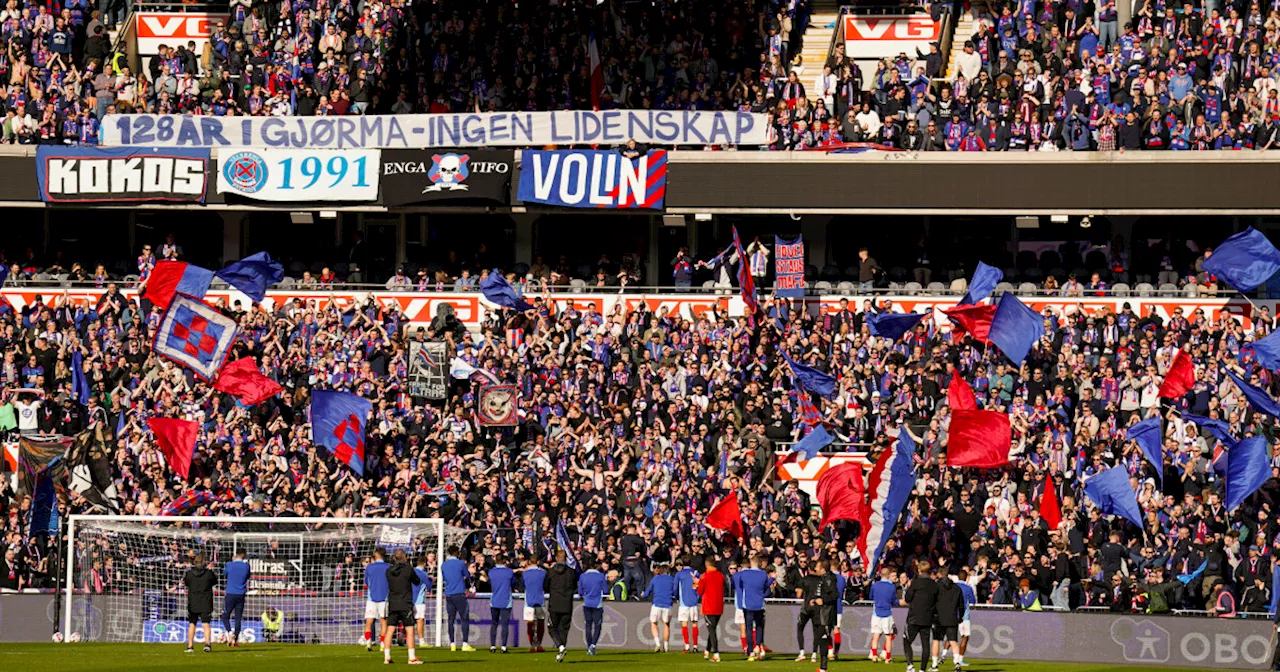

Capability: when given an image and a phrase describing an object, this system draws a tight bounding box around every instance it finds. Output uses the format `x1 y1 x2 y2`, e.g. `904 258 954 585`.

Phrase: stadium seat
926 282 946 294
889 267 908 282
288 261 306 273
887 282 902 292
804 264 819 280
903 282 923 295
1184 284 1198 298
822 264 841 280
814 281 833 291
572 279 589 290
1158 283 1179 295
994 282 1015 295
122 274 139 284
1135 283 1155 297
843 265 860 279
1024 268 1044 281
278 277 297 289
837 281 855 292
948 279 967 294
1111 283 1130 297
1018 282 1038 294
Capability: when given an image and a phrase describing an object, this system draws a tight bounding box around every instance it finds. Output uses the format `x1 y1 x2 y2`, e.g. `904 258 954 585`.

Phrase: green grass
0 644 1223 672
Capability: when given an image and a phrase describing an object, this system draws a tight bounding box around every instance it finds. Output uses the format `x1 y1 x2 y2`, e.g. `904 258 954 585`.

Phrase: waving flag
216 252 284 304
213 357 283 406
944 303 996 341
1040 475 1062 529
160 490 216 516
1201 228 1280 292
1226 369 1280 418
948 409 1012 468
28 472 59 536
148 417 198 481
1159 350 1196 399
1246 330 1280 370
793 424 838 462
959 262 1003 305
65 424 119 513
588 27 604 110
947 376 978 411
1124 417 1165 487
1226 435 1272 512
860 427 916 573
793 381 826 428
866 312 926 341
153 294 238 381
783 351 837 399
141 260 215 309
311 390 373 475
1083 467 1143 528
1182 412 1239 450
705 491 745 540
732 226 759 325
556 519 582 573
71 349 91 406
817 462 868 531
480 271 534 311
989 292 1044 365
1178 560 1208 585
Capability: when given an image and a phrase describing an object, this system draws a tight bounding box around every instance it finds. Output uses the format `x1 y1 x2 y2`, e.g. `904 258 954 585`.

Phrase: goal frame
64 515 447 646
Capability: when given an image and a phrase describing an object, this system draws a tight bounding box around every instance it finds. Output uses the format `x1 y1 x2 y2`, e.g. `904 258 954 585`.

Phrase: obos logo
223 151 268 193
424 153 469 192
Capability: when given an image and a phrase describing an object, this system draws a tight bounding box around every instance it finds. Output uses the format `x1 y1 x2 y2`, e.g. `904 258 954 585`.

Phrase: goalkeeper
261 608 284 643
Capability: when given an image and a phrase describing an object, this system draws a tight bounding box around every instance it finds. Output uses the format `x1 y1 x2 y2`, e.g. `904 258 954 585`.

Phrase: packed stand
780 0 1280 149
0 0 811 147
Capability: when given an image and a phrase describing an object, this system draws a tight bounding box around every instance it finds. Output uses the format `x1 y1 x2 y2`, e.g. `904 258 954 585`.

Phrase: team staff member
869 567 897 663
364 548 390 652
735 555 773 661
183 553 216 654
488 557 515 653
956 569 976 665
904 560 938 672
579 560 608 656
413 556 434 646
520 554 548 653
932 571 964 671
221 550 249 648
675 557 701 654
643 564 677 652
547 550 577 663
441 546 474 652
696 556 725 662
801 559 838 672
384 549 423 664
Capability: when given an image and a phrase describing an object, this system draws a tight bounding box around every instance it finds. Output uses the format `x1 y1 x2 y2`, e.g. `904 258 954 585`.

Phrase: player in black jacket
904 560 938 672
183 553 217 654
800 559 838 672
547 550 577 662
384 549 422 664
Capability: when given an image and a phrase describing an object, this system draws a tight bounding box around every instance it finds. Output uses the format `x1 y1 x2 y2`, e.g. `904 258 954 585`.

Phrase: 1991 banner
217 149 380 201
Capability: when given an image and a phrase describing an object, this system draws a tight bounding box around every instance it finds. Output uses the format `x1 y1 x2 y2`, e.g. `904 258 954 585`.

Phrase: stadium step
795 5 841 78
944 16 981 80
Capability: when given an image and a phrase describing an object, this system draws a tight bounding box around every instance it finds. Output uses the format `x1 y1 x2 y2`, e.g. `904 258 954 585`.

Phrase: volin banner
408 341 448 400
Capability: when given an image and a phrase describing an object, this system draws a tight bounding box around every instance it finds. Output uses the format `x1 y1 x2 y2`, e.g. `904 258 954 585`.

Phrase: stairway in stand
944 14 979 80
794 0 841 78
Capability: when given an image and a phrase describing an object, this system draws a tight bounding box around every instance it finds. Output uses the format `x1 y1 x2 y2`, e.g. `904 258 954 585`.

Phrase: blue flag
1226 369 1280 418
1178 560 1208 585
793 424 837 461
783 352 837 399
1083 467 1144 529
1246 330 1280 371
311 390 373 475
481 271 535 311
1202 228 1280 293
1226 435 1271 512
215 252 284 304
116 410 127 437
71 349 91 406
960 261 1003 305
28 470 59 536
1181 412 1239 449
1125 417 1164 487
866 312 926 341
989 292 1044 366
555 519 581 574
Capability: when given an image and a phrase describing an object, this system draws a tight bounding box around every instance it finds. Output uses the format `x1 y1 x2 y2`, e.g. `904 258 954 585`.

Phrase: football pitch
0 645 1225 672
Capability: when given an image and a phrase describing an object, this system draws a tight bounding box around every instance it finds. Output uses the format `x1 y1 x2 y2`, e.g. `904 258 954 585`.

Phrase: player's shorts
958 620 971 638
678 605 700 622
733 608 745 625
387 610 414 628
365 600 388 619
933 625 959 642
833 613 843 629
415 604 427 620
523 605 547 621
870 615 895 635
650 606 672 623
188 611 212 624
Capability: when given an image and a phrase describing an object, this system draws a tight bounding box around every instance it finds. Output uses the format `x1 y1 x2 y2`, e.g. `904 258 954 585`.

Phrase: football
51 632 63 643
358 637 369 647
68 633 82 643
210 632 223 644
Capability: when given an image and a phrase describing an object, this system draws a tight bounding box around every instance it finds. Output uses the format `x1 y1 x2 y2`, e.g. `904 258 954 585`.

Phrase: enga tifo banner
0 288 1270 331
774 235 806 298
380 149 512 206
100 111 770 148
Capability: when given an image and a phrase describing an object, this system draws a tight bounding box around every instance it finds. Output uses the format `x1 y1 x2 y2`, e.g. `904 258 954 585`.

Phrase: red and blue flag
311 390 373 475
142 260 215 310
732 226 758 325
153 294 237 381
860 427 916 573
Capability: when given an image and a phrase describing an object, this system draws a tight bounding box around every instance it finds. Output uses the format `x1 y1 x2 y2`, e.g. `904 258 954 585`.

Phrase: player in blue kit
643 563 677 652
488 557 515 653
519 554 548 652
363 548 389 652
441 546 474 651
413 556 434 647
869 566 898 663
674 557 701 654
578 560 608 655
735 555 773 661
828 559 850 661
221 550 250 647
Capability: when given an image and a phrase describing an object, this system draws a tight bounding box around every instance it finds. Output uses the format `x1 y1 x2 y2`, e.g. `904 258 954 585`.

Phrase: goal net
64 516 470 646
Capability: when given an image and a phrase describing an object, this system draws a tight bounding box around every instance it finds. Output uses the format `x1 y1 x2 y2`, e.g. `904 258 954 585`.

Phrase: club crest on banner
222 151 269 193
154 294 237 380
478 385 519 426
426 154 470 192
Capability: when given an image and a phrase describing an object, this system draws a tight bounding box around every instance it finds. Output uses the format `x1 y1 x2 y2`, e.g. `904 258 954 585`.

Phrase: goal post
63 515 470 646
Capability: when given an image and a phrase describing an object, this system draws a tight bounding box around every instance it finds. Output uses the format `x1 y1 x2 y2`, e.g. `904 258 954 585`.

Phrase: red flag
948 375 978 411
148 417 198 480
213 357 283 406
817 462 868 531
705 491 744 540
1040 475 1062 530
1158 349 1196 399
947 409 1012 468
944 303 996 342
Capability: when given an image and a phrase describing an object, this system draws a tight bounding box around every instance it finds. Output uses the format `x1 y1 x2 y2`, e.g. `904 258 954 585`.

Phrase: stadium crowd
1 234 1279 627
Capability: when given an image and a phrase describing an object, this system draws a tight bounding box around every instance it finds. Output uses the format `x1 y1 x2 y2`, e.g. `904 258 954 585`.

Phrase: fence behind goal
64 516 469 646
